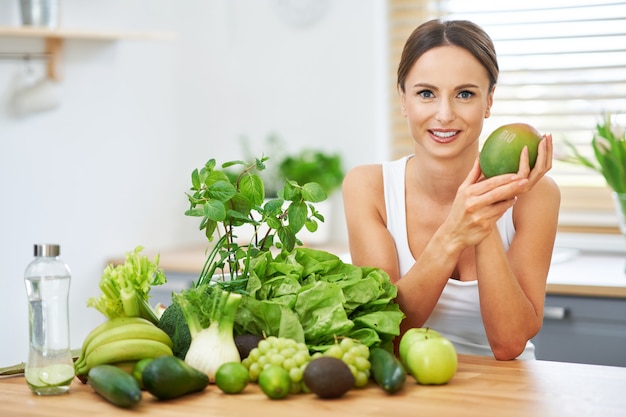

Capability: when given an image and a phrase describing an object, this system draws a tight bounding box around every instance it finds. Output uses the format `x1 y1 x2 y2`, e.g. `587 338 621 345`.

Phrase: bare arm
476 176 560 359
394 161 533 330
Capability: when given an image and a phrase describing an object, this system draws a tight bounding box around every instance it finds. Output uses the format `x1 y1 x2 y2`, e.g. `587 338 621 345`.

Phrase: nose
435 99 455 124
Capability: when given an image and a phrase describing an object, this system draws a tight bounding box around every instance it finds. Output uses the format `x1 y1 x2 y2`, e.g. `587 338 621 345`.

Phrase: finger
543 134 553 171
517 146 531 178
526 135 552 186
536 134 553 171
461 158 483 188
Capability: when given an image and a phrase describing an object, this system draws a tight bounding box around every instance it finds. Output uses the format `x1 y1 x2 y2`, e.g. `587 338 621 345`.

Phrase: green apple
399 327 441 365
405 336 458 385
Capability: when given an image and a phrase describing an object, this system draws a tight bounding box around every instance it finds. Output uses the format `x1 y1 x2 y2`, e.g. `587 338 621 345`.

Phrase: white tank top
383 156 535 359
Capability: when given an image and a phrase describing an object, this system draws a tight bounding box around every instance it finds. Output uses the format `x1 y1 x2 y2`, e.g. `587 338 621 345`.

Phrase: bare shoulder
525 175 561 205
514 175 561 227
342 163 383 194
342 163 386 225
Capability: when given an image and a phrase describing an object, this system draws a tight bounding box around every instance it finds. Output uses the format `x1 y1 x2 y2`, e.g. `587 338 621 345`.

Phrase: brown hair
397 19 499 93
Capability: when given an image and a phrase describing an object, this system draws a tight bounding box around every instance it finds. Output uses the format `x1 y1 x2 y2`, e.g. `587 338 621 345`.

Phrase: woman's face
401 45 494 161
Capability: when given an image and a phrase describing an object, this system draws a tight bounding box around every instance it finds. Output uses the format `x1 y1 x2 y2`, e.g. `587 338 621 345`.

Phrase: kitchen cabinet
534 250 626 367
534 294 626 366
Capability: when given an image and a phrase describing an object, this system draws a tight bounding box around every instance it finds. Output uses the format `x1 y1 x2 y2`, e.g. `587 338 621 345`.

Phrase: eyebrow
410 82 481 90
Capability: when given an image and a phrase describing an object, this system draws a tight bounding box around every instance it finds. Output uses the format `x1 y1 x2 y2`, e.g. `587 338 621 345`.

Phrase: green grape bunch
242 336 311 394
313 337 371 388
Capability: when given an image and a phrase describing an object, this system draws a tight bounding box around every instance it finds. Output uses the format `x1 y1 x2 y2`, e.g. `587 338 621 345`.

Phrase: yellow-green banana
75 317 155 366
84 339 173 371
83 322 172 359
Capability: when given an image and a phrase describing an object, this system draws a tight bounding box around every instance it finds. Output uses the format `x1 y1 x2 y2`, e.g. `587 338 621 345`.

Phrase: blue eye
458 91 473 99
418 90 434 99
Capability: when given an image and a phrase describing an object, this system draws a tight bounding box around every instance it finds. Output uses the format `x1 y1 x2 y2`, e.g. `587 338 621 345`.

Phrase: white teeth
432 131 457 138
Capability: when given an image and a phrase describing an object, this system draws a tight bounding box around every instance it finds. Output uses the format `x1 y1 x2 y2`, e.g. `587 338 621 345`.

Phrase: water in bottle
24 244 74 395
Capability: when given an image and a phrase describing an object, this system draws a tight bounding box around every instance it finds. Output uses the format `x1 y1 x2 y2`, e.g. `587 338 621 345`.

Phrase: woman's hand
515 134 553 193
445 160 525 248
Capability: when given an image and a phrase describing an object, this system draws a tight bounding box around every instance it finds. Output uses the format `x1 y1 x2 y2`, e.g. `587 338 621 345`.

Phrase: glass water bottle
24 244 74 395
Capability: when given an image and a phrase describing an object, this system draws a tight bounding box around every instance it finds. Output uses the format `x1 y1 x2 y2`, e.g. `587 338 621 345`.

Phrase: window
388 0 626 233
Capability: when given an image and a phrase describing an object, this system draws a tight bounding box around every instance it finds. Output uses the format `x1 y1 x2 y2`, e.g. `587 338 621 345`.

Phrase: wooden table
2 354 625 417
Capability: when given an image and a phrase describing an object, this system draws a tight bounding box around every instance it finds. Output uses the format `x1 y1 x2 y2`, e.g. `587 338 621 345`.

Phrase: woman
342 20 560 360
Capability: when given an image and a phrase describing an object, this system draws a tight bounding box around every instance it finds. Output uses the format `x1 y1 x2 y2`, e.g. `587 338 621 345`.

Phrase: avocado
303 356 354 399
142 355 208 400
235 334 263 360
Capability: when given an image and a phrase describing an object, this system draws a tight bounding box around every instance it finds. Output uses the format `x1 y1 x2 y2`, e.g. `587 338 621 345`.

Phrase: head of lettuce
233 247 405 352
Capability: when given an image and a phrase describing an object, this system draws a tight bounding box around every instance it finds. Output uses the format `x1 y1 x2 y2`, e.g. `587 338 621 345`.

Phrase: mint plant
184 157 327 287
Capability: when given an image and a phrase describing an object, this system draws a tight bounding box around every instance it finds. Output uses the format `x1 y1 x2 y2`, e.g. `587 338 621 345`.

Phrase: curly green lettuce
234 247 405 351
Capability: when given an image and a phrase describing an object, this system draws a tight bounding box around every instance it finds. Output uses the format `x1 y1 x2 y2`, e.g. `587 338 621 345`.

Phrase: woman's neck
407 152 477 202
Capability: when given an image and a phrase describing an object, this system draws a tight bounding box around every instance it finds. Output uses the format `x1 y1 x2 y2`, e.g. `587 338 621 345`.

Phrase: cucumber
142 355 209 400
88 364 142 408
370 347 406 394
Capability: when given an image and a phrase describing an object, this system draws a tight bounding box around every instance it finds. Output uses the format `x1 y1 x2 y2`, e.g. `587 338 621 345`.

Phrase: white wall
0 0 389 365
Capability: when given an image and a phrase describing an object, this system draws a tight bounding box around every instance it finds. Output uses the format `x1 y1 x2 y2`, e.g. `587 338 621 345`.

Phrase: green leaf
266 216 281 230
294 281 354 345
204 199 226 221
235 297 305 343
184 207 204 217
304 218 318 233
203 220 217 240
254 157 267 171
280 181 299 200
263 198 284 215
301 182 327 203
287 200 307 233
277 226 296 252
228 194 253 223
240 173 265 206
191 168 201 190
208 180 237 202
222 160 247 169
205 170 231 186
204 159 217 171
226 208 255 223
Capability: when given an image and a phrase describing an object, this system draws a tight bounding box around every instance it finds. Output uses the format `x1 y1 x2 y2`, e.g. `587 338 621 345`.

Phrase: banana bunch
75 316 173 377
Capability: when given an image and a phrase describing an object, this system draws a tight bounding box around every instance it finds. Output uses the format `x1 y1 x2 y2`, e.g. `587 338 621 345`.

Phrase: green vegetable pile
159 155 404 360
233 247 405 351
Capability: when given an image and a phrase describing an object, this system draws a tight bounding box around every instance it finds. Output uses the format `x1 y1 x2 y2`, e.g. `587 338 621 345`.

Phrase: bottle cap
34 244 60 257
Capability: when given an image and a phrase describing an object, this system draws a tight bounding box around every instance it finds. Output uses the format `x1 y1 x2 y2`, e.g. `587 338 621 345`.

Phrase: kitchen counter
545 249 626 298
1 354 625 417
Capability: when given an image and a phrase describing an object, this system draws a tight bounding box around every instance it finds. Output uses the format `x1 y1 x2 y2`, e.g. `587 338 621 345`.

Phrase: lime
132 358 154 389
215 362 250 394
38 364 75 386
258 365 291 400
25 368 47 388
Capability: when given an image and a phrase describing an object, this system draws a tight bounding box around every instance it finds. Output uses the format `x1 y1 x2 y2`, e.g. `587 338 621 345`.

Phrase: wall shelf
0 26 176 80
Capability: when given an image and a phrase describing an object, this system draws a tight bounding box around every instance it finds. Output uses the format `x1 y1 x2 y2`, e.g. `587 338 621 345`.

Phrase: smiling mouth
430 130 459 143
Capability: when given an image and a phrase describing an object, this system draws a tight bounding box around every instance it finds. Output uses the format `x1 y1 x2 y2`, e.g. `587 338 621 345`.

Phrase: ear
400 90 407 117
485 86 495 118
